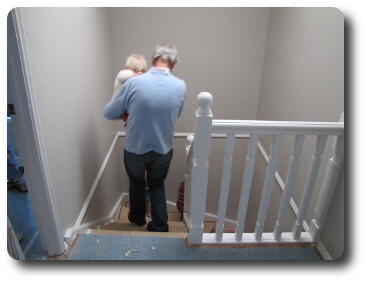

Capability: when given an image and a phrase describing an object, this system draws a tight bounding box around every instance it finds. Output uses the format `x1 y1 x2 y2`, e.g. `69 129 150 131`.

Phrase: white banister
212 120 343 136
309 113 344 242
255 134 282 241
292 135 328 240
188 92 213 244
215 133 236 241
234 134 259 241
274 135 305 240
182 94 344 246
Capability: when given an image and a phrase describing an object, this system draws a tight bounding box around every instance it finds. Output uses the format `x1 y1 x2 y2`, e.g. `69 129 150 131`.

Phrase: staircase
64 92 343 259
85 201 216 239
67 201 322 260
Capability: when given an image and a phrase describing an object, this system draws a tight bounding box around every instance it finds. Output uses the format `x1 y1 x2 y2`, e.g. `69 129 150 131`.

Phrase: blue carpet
26 234 47 260
7 189 47 260
68 234 321 261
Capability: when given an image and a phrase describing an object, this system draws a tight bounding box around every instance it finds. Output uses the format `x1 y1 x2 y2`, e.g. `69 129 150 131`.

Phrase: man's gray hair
152 44 179 66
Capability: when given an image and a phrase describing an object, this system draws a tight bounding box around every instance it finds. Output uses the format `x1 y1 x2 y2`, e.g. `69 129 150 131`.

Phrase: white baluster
186 134 194 157
292 135 328 240
215 133 236 241
188 92 213 245
274 135 305 240
234 134 259 241
309 113 344 242
255 134 282 241
184 135 194 217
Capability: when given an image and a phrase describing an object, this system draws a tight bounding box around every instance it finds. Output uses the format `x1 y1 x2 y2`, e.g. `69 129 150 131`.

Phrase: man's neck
154 61 170 69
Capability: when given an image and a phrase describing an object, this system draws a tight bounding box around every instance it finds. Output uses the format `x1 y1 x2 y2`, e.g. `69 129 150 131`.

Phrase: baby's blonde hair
124 54 148 73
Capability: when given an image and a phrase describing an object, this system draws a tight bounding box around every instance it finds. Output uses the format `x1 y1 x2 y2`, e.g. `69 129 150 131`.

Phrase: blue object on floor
67 234 321 261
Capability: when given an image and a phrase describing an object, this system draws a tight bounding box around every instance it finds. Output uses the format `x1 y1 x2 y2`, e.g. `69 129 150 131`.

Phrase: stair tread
86 229 187 238
101 221 187 233
203 221 216 233
106 202 216 235
117 207 182 223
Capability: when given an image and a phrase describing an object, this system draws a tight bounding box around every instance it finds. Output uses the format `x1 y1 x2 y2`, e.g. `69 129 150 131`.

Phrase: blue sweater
103 67 186 155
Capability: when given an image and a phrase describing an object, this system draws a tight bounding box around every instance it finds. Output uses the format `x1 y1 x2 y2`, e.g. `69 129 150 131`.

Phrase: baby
112 54 148 125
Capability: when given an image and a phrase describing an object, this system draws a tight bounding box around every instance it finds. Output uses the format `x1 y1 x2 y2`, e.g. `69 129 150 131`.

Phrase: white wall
19 8 125 234
255 8 344 258
110 7 271 206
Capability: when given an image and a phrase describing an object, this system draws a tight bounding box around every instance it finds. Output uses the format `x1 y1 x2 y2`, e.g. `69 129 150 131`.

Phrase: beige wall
109 7 271 204
20 8 125 234
17 8 344 258
255 8 344 257
18 7 271 235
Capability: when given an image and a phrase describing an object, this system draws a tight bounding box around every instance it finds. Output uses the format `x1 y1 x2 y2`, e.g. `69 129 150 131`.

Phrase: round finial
197 92 213 115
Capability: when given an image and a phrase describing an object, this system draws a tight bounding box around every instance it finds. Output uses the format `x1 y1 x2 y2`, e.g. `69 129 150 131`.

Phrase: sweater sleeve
104 79 134 120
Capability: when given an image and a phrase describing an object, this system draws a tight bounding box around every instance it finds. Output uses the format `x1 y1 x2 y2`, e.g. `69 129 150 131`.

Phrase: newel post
188 92 213 245
309 113 344 242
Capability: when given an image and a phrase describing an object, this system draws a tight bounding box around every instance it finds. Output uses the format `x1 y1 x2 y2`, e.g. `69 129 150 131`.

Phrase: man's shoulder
169 74 186 90
122 73 148 88
127 73 148 83
129 72 186 91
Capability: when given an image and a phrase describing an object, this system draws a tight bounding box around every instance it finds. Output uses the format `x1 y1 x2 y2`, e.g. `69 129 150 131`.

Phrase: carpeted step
117 206 129 222
116 202 216 233
117 207 182 223
85 229 187 239
203 221 216 233
167 212 183 222
101 221 187 233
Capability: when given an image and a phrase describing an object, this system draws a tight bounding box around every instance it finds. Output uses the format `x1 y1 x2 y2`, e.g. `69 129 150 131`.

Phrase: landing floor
7 189 46 260
66 234 321 261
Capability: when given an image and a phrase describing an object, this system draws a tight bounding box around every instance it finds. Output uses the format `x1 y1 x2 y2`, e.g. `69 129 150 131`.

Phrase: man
103 44 186 232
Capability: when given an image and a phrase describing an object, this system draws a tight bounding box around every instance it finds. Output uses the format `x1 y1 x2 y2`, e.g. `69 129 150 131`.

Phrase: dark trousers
124 149 173 232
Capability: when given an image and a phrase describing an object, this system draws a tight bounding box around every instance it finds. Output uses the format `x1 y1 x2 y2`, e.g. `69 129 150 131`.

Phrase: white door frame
7 9 65 256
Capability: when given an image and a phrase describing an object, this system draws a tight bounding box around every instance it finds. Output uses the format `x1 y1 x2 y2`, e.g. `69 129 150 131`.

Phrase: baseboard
64 216 112 245
64 192 128 245
315 241 332 260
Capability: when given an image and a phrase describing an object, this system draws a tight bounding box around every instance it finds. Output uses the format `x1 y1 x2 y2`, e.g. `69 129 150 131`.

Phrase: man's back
104 67 186 154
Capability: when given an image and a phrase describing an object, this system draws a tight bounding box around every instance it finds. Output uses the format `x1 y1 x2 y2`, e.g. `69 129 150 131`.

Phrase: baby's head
124 54 148 74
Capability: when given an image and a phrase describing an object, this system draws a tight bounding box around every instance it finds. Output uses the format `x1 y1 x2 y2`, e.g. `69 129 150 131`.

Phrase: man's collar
148 67 171 74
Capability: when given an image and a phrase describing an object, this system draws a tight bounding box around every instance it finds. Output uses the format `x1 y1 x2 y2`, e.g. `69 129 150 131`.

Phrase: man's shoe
147 221 169 232
128 212 146 226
